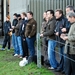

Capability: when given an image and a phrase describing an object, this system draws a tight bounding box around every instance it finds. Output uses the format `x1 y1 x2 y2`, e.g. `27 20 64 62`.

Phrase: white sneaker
23 58 26 61
48 67 54 70
19 58 28 67
14 54 18 56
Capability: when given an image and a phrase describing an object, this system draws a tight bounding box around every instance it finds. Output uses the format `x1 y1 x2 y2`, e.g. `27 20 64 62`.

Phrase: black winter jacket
55 16 70 46
3 21 11 35
12 19 18 33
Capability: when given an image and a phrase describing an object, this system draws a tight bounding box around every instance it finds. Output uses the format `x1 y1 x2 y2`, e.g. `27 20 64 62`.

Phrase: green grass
0 49 54 75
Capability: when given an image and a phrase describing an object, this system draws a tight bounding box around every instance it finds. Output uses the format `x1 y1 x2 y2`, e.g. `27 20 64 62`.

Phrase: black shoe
55 68 62 72
61 70 65 74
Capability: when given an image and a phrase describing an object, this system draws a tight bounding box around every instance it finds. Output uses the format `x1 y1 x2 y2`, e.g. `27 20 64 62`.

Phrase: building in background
0 0 75 36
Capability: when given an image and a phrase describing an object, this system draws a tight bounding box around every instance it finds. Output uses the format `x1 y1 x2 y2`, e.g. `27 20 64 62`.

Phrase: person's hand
63 36 68 40
28 36 31 38
55 32 59 36
61 28 66 32
9 29 13 31
40 34 43 37
12 26 14 29
23 39 25 41
60 34 68 40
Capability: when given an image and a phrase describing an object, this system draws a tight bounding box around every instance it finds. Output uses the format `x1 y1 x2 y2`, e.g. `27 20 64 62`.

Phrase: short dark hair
47 10 54 16
17 14 21 17
55 9 63 15
66 5 74 11
27 11 33 16
22 12 27 17
13 13 17 17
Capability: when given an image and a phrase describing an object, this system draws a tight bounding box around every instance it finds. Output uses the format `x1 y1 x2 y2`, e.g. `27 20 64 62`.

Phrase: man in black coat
20 12 28 58
55 9 69 72
2 15 11 51
12 13 18 55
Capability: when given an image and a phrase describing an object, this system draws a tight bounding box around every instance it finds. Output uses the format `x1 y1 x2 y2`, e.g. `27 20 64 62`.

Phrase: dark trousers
57 46 64 70
2 35 11 49
21 37 28 57
64 54 75 75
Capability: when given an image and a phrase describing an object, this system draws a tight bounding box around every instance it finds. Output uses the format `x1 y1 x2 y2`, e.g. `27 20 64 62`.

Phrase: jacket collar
71 22 75 25
56 16 64 21
28 18 33 22
48 16 55 22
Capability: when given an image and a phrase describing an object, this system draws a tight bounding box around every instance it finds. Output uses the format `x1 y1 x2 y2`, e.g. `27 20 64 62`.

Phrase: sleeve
68 33 75 41
65 20 70 33
68 26 75 41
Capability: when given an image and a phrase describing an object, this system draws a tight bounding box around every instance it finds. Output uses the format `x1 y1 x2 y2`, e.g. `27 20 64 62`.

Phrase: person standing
40 10 58 69
12 13 18 55
55 9 69 72
12 14 23 58
61 12 75 75
1 15 11 51
20 12 28 58
62 5 75 75
41 11 48 59
25 11 37 63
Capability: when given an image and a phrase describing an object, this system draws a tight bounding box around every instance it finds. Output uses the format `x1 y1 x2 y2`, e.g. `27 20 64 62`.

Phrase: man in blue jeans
12 13 18 55
40 10 58 69
25 11 37 63
12 14 23 58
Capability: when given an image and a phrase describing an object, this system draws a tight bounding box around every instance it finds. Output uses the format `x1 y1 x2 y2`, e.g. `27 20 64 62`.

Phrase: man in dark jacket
62 5 75 75
12 14 23 58
55 9 69 72
2 15 11 51
40 10 58 69
20 12 28 58
12 13 18 55
25 11 37 63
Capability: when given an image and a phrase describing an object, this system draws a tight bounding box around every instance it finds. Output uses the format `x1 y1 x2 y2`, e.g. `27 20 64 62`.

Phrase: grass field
0 49 54 75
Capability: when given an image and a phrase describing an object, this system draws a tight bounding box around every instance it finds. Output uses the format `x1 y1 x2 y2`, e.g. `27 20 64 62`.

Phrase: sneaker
19 58 28 67
18 55 22 58
14 54 18 56
20 56 22 58
48 67 54 70
0 48 5 51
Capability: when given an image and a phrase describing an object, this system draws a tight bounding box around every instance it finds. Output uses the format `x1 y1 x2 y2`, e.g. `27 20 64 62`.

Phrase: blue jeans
26 36 36 57
12 33 16 53
48 40 58 68
15 36 23 55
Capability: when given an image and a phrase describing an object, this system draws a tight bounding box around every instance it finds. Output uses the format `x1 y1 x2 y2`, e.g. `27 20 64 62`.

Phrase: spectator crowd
0 5 75 75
